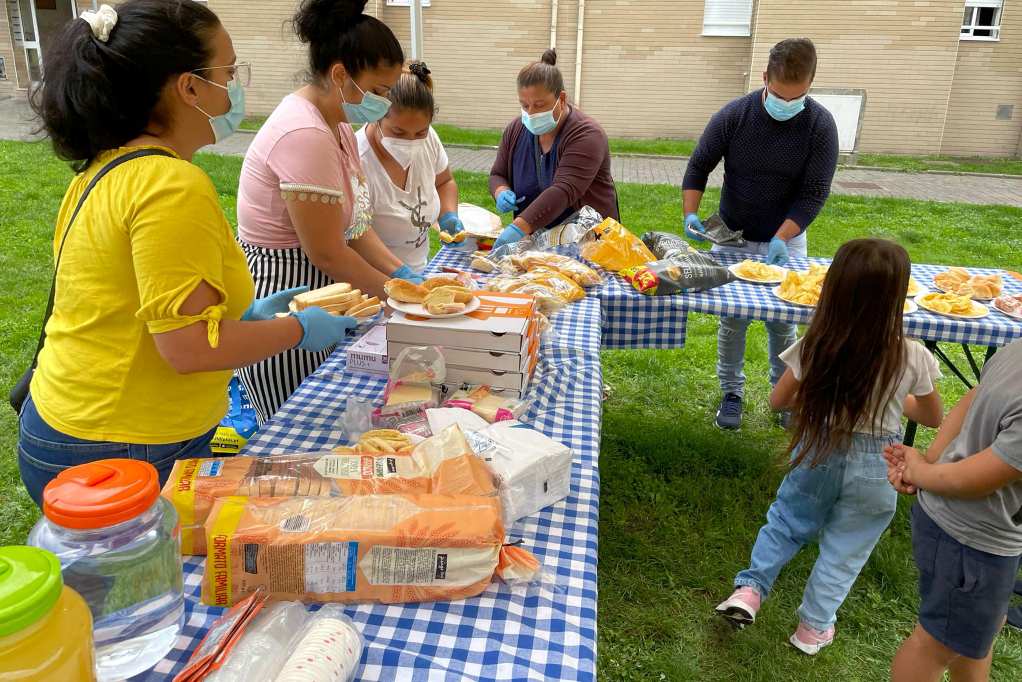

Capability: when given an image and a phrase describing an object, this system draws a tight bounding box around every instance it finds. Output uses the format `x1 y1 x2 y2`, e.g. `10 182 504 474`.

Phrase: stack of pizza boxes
386 292 542 399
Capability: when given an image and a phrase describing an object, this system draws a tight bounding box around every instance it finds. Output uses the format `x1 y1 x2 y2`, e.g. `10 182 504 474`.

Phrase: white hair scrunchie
80 4 118 43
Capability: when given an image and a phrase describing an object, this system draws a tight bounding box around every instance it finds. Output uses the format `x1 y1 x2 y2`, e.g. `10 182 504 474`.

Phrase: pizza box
386 292 541 354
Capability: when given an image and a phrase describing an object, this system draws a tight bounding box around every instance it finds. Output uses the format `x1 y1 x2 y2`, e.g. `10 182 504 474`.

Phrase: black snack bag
621 246 735 296
701 213 746 248
642 231 690 260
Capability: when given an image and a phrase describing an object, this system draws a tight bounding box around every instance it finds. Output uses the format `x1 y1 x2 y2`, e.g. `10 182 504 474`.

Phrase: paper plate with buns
932 267 1003 301
385 277 481 319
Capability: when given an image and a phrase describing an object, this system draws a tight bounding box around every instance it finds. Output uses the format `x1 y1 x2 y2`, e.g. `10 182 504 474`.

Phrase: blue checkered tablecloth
146 251 604 681
694 252 1022 348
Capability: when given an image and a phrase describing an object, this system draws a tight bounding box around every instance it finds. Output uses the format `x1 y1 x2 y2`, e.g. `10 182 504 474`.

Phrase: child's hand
899 446 927 487
883 443 906 467
888 463 917 495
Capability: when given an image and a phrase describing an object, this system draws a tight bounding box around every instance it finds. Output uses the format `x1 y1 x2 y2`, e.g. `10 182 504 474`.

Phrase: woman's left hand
493 224 526 251
390 264 425 285
438 211 464 235
242 286 310 321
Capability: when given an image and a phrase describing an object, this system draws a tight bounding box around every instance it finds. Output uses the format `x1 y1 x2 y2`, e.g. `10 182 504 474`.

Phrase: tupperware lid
43 459 160 530
0 546 63 637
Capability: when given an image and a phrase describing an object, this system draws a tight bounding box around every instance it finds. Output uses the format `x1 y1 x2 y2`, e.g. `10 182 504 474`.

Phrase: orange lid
43 459 160 529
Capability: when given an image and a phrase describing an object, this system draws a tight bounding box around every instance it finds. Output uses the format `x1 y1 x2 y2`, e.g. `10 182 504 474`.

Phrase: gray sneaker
715 393 743 430
777 410 793 429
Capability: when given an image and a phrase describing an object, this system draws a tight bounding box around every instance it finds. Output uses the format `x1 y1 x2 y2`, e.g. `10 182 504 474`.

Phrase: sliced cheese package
466 421 573 525
201 494 542 607
162 425 496 555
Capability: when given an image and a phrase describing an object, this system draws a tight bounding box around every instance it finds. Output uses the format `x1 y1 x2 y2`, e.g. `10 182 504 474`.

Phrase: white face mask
380 135 425 169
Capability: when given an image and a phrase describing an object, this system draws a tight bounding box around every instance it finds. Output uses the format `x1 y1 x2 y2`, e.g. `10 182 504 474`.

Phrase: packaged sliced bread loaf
201 494 541 606
162 425 496 555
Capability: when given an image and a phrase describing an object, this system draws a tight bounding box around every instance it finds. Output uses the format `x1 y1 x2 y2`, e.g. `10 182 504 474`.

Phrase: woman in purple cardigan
489 49 619 250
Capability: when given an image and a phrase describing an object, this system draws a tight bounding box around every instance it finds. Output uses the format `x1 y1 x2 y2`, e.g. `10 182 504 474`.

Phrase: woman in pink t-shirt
237 0 413 421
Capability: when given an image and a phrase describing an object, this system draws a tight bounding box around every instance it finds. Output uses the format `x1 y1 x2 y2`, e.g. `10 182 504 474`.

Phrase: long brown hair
789 239 910 467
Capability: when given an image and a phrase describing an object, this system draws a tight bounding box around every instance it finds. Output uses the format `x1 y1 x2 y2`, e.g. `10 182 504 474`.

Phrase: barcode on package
304 541 358 593
279 515 310 533
198 459 223 477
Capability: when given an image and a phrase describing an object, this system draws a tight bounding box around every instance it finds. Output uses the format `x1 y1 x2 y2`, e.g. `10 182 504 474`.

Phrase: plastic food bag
204 601 309 682
507 251 602 288
488 268 585 315
444 386 530 423
528 206 604 251
201 493 541 606
698 213 746 248
466 421 572 525
580 218 656 272
379 346 445 417
456 203 503 239
162 425 497 555
274 606 364 682
337 396 374 443
621 247 735 296
210 378 259 454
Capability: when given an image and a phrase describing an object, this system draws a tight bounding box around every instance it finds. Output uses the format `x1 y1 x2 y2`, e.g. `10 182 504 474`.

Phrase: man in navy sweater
682 37 839 430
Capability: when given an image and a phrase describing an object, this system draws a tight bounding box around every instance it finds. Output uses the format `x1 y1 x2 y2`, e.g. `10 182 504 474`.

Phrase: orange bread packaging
161 425 496 555
200 494 542 606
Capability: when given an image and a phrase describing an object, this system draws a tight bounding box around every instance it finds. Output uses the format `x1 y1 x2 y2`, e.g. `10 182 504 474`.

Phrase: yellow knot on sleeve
205 305 224 349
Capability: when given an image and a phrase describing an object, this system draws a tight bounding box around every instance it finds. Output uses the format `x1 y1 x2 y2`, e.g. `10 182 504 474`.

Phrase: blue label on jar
346 541 358 592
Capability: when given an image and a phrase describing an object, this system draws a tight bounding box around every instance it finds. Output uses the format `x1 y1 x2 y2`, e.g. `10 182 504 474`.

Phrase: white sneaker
715 586 761 628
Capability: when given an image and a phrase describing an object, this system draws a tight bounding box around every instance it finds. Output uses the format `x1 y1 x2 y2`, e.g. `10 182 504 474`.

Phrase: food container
28 459 184 681
0 545 96 681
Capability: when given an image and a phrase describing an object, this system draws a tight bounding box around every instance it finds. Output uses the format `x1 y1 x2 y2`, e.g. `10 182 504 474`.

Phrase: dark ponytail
292 0 403 81
31 0 221 172
518 48 564 95
388 60 435 119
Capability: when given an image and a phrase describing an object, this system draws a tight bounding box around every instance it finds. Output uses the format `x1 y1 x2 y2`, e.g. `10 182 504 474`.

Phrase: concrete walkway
4 96 1021 207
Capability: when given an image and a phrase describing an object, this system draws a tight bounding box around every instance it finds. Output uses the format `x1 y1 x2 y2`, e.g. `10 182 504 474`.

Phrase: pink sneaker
715 586 761 627
789 621 835 655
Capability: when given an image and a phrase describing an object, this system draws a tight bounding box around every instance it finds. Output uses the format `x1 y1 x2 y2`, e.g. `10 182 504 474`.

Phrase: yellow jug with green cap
0 545 96 680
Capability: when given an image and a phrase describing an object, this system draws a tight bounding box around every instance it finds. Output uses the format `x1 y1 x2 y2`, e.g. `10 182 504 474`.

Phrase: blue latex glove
766 236 790 266
683 213 706 242
493 224 526 251
438 211 464 235
241 285 309 321
496 189 524 214
292 307 358 352
390 264 425 285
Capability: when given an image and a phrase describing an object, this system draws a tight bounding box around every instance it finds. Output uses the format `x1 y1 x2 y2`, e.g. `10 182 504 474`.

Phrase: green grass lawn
2 139 1022 680
857 153 1022 177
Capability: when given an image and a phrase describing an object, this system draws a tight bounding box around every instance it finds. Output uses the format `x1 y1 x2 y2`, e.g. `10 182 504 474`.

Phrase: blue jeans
18 395 216 507
713 233 808 396
735 432 899 630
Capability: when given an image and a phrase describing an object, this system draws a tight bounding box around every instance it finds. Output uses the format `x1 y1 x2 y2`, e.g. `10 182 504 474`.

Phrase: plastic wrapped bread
162 425 496 555
466 422 573 525
201 494 541 607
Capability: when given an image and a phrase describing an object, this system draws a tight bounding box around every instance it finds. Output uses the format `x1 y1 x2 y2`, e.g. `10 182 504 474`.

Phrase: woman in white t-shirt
714 238 944 655
356 61 462 273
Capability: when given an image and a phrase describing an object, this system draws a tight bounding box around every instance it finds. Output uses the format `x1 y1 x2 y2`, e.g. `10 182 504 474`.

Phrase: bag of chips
162 425 496 555
580 218 656 272
621 247 734 296
201 494 542 606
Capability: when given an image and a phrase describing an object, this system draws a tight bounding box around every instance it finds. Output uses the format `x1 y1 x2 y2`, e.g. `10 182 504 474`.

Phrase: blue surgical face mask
763 89 806 122
341 78 392 125
521 100 562 135
194 75 246 143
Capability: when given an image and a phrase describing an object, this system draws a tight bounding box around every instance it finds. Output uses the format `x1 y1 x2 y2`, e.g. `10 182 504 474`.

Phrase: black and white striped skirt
237 240 334 424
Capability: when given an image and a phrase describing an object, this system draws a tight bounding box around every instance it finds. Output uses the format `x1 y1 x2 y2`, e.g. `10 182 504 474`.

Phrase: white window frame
961 0 1003 41
702 0 754 37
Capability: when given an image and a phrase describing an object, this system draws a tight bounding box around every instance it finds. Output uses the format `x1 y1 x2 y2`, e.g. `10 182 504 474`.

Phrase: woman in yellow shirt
17 0 354 506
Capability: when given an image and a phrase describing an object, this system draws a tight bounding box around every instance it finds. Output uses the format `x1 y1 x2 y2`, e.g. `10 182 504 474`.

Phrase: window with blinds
961 0 1004 40
702 0 754 37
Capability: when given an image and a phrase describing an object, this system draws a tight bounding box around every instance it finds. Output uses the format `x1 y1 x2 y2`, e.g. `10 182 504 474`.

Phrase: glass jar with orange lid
29 458 184 681
0 545 96 681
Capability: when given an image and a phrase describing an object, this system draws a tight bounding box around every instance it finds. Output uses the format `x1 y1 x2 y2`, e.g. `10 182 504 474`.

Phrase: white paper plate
931 279 997 302
387 296 481 319
993 297 1022 321
906 279 926 298
772 285 816 308
903 299 918 315
729 262 787 285
914 294 989 319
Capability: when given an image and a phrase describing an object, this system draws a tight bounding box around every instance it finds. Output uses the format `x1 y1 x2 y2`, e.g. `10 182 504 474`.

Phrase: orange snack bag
580 218 656 272
201 494 542 607
162 425 496 555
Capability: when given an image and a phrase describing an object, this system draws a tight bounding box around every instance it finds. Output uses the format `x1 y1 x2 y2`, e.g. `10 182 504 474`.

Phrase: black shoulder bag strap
9 148 176 414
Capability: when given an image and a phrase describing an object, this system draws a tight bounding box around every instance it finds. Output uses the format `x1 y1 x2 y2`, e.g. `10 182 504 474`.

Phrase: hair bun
408 60 431 83
293 0 368 44
541 48 557 66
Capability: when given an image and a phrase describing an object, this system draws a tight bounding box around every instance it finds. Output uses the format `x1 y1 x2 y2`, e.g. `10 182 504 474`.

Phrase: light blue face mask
194 76 246 143
341 78 392 125
521 100 562 135
763 89 806 122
